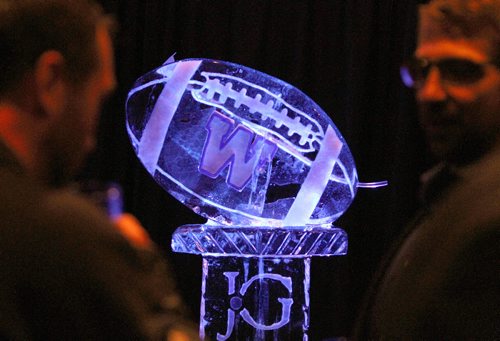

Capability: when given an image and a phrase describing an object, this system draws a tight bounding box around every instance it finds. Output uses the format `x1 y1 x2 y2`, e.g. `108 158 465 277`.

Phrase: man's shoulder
0 168 118 248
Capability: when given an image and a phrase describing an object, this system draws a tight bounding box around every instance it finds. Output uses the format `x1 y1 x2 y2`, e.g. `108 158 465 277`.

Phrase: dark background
83 1 430 339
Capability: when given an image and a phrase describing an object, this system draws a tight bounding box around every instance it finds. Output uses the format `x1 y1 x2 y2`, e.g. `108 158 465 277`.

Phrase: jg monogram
216 271 294 340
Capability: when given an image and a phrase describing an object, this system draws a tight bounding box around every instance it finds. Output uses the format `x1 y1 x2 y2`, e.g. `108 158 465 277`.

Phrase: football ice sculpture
126 59 359 227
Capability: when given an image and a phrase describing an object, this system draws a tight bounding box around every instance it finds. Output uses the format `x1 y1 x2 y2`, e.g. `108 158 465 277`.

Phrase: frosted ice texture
126 59 359 227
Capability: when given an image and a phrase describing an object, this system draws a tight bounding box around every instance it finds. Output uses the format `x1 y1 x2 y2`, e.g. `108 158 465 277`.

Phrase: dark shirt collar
419 163 458 206
419 142 500 207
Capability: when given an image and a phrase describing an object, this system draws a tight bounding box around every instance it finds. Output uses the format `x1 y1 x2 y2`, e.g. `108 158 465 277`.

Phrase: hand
112 213 152 249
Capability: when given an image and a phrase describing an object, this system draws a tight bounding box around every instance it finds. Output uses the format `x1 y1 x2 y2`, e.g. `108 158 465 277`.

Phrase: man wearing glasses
354 0 499 339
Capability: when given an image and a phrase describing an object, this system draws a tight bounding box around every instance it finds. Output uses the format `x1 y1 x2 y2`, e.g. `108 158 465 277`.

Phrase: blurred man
0 1 197 339
354 0 500 339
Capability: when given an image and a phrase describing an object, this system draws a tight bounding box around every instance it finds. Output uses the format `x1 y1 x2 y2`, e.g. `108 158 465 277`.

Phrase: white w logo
199 111 277 191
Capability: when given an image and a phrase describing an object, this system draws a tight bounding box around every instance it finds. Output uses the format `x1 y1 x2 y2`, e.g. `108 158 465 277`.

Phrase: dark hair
0 0 110 94
420 0 500 65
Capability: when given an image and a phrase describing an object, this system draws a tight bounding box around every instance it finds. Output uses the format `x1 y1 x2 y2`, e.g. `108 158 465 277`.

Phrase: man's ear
33 50 68 119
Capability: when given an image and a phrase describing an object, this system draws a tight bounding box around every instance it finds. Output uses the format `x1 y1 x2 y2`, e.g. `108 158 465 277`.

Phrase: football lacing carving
189 72 324 154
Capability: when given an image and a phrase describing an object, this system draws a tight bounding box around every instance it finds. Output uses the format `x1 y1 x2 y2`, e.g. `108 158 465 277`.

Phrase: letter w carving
199 111 277 191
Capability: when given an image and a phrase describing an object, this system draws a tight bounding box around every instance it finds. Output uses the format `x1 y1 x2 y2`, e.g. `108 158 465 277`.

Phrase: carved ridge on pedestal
172 225 348 257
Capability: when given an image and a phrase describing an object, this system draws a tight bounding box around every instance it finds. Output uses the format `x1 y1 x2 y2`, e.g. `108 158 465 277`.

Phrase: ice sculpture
126 58 386 340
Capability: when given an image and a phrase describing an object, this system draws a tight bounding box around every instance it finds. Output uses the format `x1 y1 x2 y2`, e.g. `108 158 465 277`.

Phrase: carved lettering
199 111 277 191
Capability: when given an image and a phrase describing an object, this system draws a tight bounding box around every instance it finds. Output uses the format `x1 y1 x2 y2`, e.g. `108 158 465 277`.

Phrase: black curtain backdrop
83 1 429 339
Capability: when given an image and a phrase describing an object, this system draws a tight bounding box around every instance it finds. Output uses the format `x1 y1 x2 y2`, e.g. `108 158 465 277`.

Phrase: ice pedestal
172 225 347 340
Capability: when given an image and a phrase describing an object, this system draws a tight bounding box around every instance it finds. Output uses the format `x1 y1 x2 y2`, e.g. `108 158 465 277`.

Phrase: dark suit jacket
0 141 196 340
354 146 500 340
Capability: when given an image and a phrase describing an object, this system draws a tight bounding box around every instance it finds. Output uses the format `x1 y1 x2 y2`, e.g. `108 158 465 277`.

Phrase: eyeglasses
400 57 491 88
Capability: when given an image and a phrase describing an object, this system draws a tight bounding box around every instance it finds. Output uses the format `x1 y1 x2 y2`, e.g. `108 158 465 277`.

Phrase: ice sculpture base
172 225 348 257
172 225 347 340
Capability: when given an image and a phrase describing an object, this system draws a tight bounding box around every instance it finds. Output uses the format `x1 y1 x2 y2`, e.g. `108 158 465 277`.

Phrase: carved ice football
126 59 359 227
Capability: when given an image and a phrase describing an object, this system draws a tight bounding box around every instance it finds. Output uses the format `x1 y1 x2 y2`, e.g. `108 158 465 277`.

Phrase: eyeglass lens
400 58 486 88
